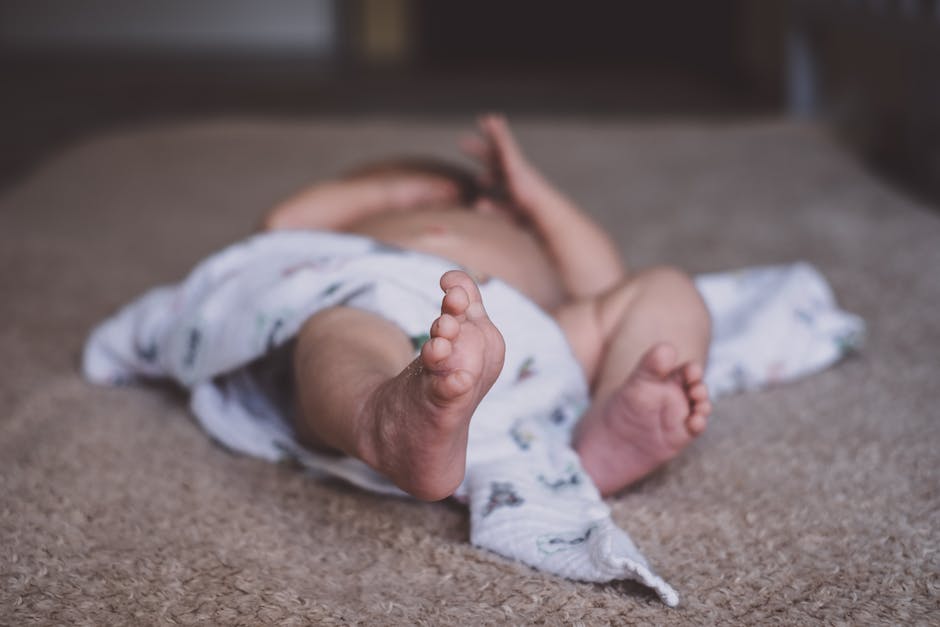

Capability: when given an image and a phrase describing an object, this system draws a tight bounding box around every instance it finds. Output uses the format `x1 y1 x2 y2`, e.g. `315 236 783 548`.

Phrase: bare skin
269 115 712 499
293 271 504 500
574 343 710 495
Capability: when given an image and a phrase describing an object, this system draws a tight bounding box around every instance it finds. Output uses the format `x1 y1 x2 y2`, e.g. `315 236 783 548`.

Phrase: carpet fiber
2 118 937 624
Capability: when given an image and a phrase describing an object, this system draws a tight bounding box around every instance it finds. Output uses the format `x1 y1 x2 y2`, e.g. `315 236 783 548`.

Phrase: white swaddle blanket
83 231 864 607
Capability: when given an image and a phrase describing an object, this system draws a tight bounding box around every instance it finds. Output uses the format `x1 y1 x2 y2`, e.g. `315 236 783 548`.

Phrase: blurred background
1 0 938 208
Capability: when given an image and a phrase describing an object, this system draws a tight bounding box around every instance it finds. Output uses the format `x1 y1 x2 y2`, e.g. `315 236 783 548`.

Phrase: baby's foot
362 270 505 500
574 343 712 496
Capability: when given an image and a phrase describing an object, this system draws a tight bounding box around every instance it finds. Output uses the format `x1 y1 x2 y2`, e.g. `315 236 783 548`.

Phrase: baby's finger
458 134 489 160
485 115 523 161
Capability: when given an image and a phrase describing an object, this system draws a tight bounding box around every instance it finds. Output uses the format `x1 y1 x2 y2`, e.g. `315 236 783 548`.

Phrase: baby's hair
340 157 483 205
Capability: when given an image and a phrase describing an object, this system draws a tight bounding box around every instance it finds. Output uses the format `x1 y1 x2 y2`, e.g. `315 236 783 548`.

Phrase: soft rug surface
80 228 863 608
2 118 938 624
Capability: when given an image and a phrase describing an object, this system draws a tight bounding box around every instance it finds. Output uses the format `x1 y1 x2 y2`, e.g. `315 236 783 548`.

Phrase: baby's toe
641 343 679 378
431 313 460 341
688 381 709 403
465 300 488 322
694 399 712 418
441 286 470 317
687 412 708 435
421 336 452 367
441 270 483 303
681 362 704 385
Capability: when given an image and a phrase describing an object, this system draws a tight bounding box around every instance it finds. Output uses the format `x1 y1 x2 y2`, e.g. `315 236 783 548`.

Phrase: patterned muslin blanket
83 231 864 606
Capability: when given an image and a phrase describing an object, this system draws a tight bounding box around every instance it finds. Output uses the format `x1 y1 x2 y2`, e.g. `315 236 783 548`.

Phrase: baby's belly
345 207 566 310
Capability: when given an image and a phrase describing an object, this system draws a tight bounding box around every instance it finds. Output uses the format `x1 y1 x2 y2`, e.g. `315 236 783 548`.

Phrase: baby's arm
261 179 388 232
464 115 626 300
260 166 462 232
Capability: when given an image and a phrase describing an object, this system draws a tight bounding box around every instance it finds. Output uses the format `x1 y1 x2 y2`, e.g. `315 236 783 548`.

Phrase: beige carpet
2 118 938 624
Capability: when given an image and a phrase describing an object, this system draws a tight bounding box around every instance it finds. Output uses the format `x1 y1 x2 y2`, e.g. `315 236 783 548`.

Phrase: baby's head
341 157 483 210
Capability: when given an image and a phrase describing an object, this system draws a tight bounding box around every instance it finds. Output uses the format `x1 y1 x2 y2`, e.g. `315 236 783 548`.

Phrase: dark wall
414 1 742 80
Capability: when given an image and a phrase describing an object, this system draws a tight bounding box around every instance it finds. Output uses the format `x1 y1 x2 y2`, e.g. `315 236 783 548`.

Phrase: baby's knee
637 266 709 324
640 265 692 294
641 264 694 288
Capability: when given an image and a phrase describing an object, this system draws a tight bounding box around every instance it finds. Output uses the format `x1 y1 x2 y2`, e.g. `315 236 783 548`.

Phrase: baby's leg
554 266 712 495
291 270 505 501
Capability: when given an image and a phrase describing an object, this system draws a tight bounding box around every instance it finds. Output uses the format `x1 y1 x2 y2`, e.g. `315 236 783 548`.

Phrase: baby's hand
459 114 551 219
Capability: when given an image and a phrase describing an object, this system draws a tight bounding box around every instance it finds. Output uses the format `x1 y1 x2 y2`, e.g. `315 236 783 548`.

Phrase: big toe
637 342 679 379
442 270 491 322
441 270 482 303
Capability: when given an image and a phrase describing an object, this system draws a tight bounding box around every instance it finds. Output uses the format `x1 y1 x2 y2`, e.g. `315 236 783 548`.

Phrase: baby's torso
345 207 566 310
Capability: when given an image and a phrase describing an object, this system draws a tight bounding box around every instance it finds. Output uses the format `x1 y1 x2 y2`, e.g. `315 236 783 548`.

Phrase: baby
262 115 712 500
